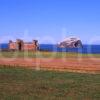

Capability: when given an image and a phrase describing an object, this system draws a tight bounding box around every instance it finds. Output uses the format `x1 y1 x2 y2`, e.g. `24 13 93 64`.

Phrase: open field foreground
0 58 100 73
0 51 100 58
0 67 100 100
0 52 100 73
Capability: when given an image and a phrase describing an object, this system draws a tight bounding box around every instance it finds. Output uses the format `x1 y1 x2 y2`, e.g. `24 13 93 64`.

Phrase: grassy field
0 66 100 100
0 51 100 58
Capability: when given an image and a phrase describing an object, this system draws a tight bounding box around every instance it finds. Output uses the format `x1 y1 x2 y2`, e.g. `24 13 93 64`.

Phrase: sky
0 0 100 44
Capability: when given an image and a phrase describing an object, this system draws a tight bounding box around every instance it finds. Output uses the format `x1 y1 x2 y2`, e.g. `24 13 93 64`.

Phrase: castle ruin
9 39 39 51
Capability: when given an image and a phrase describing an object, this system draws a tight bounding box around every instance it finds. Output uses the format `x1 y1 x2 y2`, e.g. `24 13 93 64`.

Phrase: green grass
0 66 100 100
0 51 100 58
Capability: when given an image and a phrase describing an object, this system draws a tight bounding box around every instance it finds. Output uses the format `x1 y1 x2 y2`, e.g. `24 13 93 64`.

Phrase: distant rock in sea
58 37 82 48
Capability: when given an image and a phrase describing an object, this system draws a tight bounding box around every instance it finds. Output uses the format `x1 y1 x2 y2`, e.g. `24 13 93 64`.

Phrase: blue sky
0 0 100 44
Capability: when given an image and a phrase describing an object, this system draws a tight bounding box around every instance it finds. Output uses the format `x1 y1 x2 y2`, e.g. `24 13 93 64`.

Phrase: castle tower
16 39 24 51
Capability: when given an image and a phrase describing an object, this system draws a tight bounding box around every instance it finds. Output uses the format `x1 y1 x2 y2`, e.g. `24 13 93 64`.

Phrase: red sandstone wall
9 40 38 51
23 43 36 50
9 42 16 50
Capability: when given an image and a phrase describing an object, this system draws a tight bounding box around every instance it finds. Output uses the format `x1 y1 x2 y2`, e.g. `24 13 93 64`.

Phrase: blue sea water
0 43 9 49
0 43 100 54
39 44 100 54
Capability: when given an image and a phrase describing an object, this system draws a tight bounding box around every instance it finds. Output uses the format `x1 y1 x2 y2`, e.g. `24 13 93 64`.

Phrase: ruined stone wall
23 43 37 51
9 41 16 50
9 39 39 51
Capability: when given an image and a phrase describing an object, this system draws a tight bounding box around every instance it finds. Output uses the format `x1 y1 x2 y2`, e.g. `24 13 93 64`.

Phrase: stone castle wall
9 39 39 51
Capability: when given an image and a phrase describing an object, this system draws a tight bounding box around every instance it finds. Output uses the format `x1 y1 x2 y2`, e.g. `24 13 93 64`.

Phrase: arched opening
18 42 22 51
17 40 23 51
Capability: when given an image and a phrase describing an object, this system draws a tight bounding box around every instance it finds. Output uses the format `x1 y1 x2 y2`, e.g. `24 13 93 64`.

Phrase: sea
0 43 100 54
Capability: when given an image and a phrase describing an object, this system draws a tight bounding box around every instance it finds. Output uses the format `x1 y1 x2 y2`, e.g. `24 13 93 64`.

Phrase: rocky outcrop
58 37 82 48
